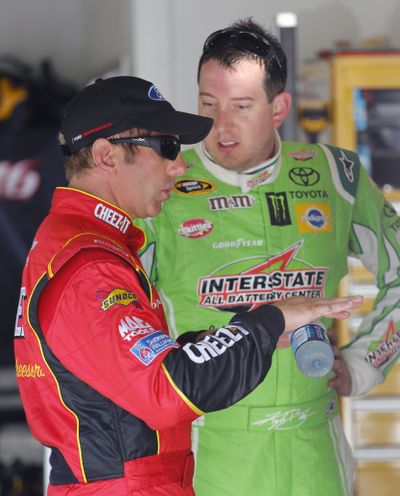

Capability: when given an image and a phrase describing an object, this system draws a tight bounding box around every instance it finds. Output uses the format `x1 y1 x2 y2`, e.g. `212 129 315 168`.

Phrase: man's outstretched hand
273 295 363 336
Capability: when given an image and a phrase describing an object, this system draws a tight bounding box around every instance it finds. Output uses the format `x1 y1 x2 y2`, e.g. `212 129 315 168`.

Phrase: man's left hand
327 328 352 396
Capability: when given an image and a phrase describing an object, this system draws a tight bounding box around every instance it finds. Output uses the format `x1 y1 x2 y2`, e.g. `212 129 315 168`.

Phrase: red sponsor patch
179 218 214 239
288 149 316 161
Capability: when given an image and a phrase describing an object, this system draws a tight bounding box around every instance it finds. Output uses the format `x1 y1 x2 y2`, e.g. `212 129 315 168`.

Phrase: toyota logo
289 167 320 186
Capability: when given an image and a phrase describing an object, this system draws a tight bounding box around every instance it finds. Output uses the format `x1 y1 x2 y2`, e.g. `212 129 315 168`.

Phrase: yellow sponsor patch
174 179 216 195
16 359 45 378
101 289 139 311
295 203 332 232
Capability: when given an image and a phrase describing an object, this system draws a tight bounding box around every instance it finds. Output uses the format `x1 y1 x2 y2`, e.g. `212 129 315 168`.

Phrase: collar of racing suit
194 129 282 193
50 187 145 251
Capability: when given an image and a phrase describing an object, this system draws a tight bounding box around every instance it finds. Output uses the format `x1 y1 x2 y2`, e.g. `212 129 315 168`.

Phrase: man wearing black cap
13 76 362 495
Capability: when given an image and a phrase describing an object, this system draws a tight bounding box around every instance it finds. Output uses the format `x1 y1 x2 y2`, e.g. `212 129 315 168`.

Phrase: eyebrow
199 92 254 102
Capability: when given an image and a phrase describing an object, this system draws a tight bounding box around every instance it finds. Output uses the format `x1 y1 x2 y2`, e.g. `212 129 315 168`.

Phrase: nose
167 154 188 176
214 108 234 133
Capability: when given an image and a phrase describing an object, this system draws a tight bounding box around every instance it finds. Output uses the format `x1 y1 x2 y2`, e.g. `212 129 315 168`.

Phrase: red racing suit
14 187 285 495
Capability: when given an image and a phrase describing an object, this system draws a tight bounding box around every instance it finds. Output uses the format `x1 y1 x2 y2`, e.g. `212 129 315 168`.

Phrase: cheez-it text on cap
59 76 213 155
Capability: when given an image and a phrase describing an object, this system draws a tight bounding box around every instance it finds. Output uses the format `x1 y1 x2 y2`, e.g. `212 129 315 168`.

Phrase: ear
271 91 292 129
91 138 117 174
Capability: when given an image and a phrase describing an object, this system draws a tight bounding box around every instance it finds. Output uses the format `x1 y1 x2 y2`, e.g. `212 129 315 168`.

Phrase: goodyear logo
100 289 139 311
174 179 216 195
295 203 332 232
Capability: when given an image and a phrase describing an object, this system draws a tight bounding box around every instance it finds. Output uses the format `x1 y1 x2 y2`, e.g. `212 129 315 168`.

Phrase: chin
148 205 163 218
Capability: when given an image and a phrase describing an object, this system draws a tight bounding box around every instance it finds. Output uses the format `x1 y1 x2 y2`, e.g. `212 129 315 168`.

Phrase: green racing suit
136 137 400 496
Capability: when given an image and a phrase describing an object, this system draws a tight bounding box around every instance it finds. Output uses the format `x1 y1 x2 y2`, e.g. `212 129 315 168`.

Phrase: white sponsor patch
130 331 178 365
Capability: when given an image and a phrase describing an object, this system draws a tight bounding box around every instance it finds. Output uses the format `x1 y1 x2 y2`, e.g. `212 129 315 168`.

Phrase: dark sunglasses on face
203 28 283 70
108 135 181 160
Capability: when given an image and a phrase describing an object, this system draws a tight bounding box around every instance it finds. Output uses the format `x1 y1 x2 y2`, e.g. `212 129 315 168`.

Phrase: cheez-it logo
94 203 131 233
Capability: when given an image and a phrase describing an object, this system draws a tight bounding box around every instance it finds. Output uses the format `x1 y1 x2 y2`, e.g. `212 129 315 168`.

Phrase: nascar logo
174 179 215 195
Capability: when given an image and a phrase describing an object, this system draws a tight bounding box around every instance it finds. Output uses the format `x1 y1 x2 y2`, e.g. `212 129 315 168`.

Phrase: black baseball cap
59 76 213 155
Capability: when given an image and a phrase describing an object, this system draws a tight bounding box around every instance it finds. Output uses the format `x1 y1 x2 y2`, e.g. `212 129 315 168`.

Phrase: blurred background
1 0 400 494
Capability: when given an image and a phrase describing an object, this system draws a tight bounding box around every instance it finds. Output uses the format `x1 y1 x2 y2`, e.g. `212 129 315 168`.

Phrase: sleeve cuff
231 304 285 345
341 348 384 396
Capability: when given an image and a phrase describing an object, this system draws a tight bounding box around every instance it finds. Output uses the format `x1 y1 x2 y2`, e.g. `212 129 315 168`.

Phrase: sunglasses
108 135 181 160
203 29 282 70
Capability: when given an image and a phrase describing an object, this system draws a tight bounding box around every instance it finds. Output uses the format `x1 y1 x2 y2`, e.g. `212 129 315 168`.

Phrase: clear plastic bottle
290 321 334 378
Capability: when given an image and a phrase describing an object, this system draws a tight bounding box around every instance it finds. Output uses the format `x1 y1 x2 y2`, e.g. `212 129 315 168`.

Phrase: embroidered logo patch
366 319 400 368
179 218 213 238
98 289 140 311
174 179 215 195
295 203 332 232
130 331 178 365
265 192 291 226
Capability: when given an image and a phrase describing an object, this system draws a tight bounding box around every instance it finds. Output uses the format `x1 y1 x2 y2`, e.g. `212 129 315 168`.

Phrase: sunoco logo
289 167 320 186
179 218 213 238
98 289 140 311
174 179 215 195
197 242 328 312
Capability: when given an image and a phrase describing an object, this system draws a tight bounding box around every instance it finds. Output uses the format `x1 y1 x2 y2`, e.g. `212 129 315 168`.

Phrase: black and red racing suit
14 187 284 495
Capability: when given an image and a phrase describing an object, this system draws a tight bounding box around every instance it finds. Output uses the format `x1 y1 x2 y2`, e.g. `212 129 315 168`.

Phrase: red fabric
48 450 195 495
15 188 198 488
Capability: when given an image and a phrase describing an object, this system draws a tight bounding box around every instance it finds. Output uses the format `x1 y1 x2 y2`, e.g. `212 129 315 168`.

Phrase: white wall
130 0 400 113
0 0 399 103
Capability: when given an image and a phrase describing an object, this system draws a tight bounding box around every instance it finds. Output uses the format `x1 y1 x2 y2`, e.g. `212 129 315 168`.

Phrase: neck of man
197 130 282 193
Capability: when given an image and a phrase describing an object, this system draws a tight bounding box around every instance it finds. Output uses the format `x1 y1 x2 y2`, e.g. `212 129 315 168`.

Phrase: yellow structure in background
330 52 400 496
332 53 400 150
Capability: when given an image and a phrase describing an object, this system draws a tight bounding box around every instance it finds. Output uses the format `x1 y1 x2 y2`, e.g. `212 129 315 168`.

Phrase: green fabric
192 420 346 495
136 141 400 495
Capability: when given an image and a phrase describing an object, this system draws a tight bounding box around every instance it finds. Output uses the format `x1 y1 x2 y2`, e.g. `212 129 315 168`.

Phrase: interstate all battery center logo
366 318 400 368
197 242 328 312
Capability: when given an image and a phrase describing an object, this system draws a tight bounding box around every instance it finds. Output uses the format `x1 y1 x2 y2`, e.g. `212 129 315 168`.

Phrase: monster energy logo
266 192 291 226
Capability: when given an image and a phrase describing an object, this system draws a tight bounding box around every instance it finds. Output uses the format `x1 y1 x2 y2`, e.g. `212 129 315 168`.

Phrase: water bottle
290 321 334 378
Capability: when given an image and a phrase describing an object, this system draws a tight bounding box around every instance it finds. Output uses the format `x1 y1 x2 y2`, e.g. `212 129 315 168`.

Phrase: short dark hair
198 18 287 102
64 128 143 182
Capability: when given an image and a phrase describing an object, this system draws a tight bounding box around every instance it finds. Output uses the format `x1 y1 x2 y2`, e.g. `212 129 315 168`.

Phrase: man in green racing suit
136 19 400 496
